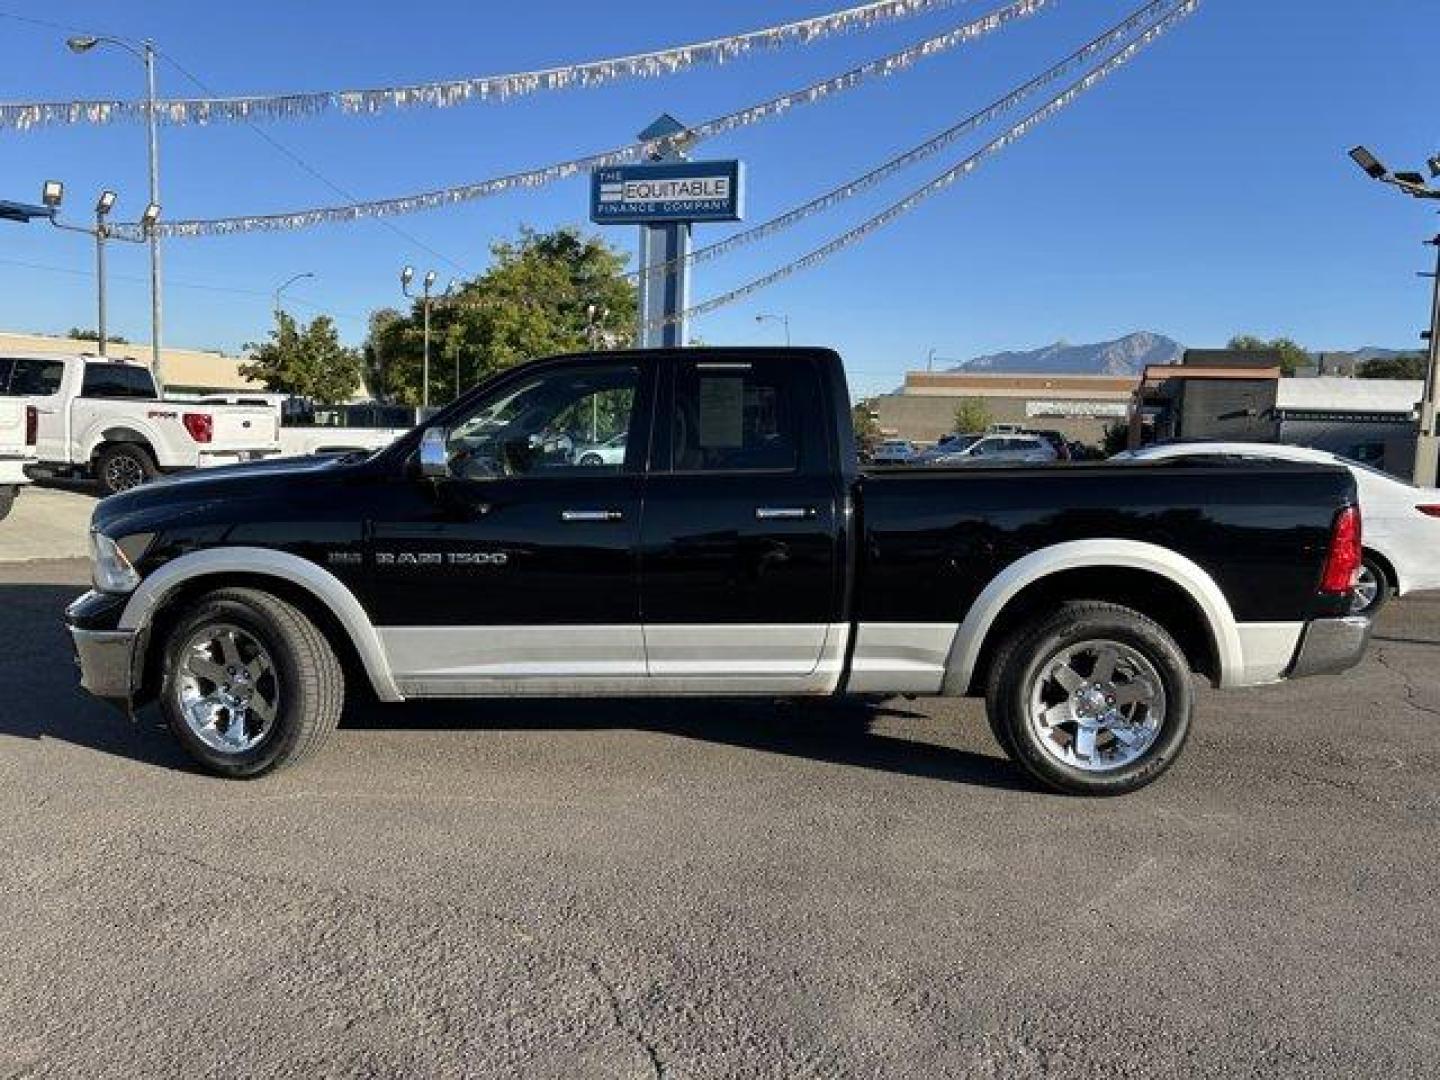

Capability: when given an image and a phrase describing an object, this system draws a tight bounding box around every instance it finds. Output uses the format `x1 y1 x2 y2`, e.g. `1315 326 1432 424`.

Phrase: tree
241 312 363 404
67 327 128 344
1358 354 1427 380
1227 334 1308 377
851 399 881 447
952 397 992 433
1101 420 1131 457
364 227 637 407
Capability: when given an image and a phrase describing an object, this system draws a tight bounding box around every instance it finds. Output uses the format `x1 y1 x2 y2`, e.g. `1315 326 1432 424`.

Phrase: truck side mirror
419 427 449 479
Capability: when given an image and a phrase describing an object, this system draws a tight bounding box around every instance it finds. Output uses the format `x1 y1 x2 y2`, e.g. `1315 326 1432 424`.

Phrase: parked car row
865 427 1083 466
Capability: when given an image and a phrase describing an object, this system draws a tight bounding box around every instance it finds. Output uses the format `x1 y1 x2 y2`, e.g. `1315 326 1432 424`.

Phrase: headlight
90 531 142 594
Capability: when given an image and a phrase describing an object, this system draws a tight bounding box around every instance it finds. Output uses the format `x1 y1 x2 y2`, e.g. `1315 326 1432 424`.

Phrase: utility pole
1419 235 1440 487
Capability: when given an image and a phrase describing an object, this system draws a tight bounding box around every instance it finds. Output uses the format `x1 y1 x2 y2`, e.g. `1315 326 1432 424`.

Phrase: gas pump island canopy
590 160 745 225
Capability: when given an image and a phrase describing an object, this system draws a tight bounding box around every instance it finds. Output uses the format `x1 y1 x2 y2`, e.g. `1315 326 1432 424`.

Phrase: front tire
0 486 14 522
96 443 158 496
159 588 344 777
578 453 604 467
985 601 1193 796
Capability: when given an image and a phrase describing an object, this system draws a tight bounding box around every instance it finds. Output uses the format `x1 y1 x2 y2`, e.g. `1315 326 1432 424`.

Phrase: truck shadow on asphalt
0 582 1027 792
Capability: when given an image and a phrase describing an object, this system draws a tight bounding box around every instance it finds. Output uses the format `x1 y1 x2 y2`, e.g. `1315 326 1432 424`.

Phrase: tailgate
0 402 27 456
207 406 280 451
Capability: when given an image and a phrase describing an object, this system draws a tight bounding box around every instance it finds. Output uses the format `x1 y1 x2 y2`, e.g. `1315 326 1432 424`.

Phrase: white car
1116 441 1440 614
869 439 917 464
573 430 628 467
5 354 281 495
946 433 1058 464
0 398 36 522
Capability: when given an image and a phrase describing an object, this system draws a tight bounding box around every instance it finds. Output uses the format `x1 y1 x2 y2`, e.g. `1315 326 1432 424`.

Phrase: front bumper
1289 616 1373 679
69 627 138 704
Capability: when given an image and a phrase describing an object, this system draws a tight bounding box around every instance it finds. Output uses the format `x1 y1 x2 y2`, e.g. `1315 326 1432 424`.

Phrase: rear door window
670 358 805 473
8 358 65 397
81 363 157 399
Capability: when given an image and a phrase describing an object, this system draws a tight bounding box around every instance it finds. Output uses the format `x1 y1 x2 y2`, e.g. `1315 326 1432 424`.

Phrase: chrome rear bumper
1289 616 1372 679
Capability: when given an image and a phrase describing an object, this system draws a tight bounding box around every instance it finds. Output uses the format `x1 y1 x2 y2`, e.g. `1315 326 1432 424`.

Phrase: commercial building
1131 350 1425 476
0 330 263 396
873 371 1137 446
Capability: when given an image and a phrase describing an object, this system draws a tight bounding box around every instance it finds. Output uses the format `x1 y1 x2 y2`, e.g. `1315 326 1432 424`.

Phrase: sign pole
590 114 743 350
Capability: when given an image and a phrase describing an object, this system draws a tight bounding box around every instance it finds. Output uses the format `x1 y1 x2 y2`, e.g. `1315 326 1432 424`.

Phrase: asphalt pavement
2 558 1437 1078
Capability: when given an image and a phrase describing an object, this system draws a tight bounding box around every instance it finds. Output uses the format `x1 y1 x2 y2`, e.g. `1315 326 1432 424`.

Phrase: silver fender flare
940 538 1243 694
118 546 403 702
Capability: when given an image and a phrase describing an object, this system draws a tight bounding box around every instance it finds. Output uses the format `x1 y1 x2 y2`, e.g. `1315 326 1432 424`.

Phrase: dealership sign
590 160 744 224
1026 400 1129 419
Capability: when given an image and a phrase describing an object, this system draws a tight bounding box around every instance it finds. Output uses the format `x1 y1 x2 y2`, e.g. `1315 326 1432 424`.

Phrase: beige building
873 371 1140 446
0 330 263 396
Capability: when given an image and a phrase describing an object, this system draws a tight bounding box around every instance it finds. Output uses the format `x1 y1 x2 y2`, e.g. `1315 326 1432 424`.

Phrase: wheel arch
85 425 159 465
121 547 402 704
943 539 1241 696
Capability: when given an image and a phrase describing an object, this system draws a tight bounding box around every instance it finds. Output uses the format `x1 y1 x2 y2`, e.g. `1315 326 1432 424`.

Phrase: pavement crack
1374 648 1440 720
584 959 667 1080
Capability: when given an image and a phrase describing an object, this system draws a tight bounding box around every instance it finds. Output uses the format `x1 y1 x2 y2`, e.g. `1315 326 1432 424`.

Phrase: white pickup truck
0 398 36 522
2 354 282 495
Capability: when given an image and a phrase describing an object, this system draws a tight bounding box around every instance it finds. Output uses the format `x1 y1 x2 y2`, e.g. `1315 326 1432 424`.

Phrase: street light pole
1419 235 1440 487
755 313 790 346
274 271 315 316
67 35 164 386
43 181 160 361
1346 145 1440 485
401 267 443 414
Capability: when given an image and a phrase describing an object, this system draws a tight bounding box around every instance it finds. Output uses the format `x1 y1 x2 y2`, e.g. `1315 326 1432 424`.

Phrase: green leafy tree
1102 420 1131 457
952 397 992 433
242 312 363 404
364 227 637 408
851 399 881 448
1227 334 1308 377
67 327 128 344
1358 353 1427 380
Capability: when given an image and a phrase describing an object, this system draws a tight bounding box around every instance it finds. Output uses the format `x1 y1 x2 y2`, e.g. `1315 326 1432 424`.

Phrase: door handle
561 509 624 523
755 507 817 521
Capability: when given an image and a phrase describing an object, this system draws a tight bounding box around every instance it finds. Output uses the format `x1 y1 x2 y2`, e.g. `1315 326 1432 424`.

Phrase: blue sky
1 0 1436 398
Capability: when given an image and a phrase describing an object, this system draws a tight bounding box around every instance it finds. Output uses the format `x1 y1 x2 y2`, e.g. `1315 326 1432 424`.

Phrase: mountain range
939 333 1420 377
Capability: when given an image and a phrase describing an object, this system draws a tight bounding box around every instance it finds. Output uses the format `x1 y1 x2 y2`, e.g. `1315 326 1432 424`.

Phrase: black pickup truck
66 347 1371 794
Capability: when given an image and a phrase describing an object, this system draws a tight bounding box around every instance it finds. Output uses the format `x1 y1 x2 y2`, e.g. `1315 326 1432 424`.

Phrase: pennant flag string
0 0 980 132
648 0 1200 330
630 0 1182 282
112 0 1056 240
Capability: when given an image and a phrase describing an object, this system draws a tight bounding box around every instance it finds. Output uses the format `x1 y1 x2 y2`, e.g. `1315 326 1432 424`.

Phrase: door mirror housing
419 427 450 479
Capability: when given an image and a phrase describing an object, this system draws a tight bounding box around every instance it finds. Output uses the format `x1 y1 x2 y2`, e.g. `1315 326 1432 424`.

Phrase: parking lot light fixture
42 180 64 208
65 35 100 53
1349 145 1389 181
95 190 117 217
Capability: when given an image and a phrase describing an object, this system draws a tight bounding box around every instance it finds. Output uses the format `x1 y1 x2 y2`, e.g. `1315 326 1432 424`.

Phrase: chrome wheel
1351 564 1382 614
1027 638 1167 773
174 623 280 754
104 452 146 492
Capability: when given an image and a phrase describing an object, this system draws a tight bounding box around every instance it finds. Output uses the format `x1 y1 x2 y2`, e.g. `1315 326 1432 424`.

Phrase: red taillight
1320 505 1363 595
182 412 213 444
1416 505 1440 518
25 405 37 447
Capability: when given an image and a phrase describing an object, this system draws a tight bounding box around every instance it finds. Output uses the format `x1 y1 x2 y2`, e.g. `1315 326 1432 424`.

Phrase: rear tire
1350 555 1390 616
578 453 604 467
96 443 158 496
985 601 1193 796
159 588 344 778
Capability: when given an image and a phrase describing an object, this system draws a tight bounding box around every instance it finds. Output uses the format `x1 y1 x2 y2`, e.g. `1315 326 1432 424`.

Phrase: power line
154 49 474 275
111 0 1058 239
0 0 976 129
657 1 1201 330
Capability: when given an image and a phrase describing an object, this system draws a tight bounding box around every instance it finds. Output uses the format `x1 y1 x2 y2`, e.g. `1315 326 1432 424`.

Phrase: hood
91 453 358 534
